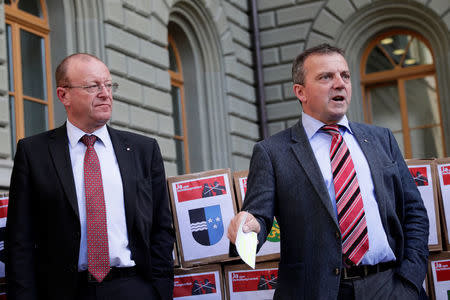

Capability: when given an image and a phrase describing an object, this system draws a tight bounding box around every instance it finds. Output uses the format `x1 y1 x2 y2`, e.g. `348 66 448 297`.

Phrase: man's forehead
305 54 349 72
67 57 110 80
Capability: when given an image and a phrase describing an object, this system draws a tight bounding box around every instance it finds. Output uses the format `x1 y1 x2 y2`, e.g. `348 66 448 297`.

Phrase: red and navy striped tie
322 125 369 266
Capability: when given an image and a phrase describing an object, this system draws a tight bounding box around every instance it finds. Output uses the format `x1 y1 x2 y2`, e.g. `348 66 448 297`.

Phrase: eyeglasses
63 82 119 94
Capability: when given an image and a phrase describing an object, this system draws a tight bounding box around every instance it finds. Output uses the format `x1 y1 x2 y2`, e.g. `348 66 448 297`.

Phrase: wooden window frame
5 0 54 143
360 29 445 158
168 34 190 174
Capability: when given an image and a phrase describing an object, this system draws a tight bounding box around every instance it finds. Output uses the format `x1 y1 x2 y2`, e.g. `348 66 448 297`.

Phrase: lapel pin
364 139 369 143
126 147 131 151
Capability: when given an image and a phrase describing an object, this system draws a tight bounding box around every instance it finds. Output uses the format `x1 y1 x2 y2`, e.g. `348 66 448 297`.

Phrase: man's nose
333 75 346 89
97 84 110 95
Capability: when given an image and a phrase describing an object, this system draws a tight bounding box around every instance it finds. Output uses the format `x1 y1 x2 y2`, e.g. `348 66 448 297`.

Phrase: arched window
361 30 445 159
168 34 190 174
5 0 53 151
168 1 230 174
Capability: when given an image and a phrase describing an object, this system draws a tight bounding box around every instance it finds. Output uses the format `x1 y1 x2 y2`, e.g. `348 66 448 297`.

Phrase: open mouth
332 96 345 101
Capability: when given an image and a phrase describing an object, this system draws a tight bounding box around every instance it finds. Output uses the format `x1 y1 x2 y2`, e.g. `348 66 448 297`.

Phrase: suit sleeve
241 142 276 249
387 129 429 291
5 140 38 300
149 141 175 300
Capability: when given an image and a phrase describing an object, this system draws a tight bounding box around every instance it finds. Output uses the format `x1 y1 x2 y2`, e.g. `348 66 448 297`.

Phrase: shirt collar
301 112 352 140
66 119 111 148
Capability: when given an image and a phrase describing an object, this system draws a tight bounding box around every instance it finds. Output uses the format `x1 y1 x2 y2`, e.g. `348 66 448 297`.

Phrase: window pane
23 100 48 137
171 86 183 136
175 139 185 175
380 34 410 65
365 46 394 74
410 126 443 158
403 37 433 67
405 76 439 128
21 29 47 100
18 0 43 17
6 25 14 91
9 96 16 154
169 44 178 72
369 85 402 132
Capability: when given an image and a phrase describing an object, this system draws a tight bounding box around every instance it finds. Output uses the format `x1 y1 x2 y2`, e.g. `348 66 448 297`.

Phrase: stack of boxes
169 169 280 299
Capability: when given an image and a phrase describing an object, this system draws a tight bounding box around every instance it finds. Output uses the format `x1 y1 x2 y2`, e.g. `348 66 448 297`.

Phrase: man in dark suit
5 53 174 300
228 44 429 299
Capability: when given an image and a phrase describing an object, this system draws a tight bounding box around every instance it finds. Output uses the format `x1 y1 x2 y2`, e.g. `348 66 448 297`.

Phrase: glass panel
18 0 43 17
9 96 16 154
410 126 443 158
20 29 47 100
6 25 14 91
23 100 48 137
405 76 439 128
175 139 185 175
365 46 394 74
379 34 410 65
171 86 183 136
168 44 178 72
368 85 402 132
402 38 433 67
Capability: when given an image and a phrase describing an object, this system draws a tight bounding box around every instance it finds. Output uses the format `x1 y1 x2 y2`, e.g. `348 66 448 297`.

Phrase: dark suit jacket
5 124 175 300
242 118 429 300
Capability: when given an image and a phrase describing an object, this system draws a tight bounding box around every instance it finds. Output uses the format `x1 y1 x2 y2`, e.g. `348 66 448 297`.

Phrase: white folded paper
235 212 257 269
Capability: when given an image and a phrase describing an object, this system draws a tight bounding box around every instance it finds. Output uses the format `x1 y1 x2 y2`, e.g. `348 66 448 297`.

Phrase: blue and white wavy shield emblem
189 205 224 246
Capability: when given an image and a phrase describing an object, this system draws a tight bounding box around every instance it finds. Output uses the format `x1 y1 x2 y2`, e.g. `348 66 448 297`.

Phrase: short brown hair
55 53 103 87
292 44 345 85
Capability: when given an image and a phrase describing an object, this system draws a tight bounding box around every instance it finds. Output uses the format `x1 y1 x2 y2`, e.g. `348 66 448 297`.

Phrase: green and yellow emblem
266 218 280 242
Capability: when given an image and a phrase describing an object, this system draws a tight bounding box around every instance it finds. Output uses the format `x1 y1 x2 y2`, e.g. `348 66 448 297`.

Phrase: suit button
334 268 340 275
73 232 80 239
335 231 340 239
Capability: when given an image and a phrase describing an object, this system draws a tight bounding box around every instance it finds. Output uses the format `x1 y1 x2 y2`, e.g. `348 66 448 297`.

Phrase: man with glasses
5 53 174 300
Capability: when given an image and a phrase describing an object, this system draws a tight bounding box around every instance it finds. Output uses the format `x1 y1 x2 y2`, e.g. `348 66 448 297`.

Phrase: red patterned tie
322 125 369 266
81 135 110 282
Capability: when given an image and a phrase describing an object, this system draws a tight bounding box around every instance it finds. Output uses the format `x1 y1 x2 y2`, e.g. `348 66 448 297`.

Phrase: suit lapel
108 127 136 234
290 119 339 227
49 124 79 217
349 123 387 222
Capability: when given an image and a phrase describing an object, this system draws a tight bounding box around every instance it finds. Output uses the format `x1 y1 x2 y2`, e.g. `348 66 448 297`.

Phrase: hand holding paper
235 212 258 269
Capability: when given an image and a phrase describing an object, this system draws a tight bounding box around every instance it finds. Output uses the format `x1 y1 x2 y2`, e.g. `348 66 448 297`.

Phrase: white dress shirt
66 120 135 271
302 113 396 265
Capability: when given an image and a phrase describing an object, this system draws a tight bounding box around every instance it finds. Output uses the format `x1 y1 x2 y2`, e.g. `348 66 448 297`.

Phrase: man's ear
56 87 70 106
293 83 306 105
